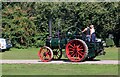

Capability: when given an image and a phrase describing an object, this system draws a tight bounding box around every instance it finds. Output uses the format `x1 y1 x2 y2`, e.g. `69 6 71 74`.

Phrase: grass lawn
2 48 39 60
1 47 119 75
1 47 119 60
96 47 119 60
2 64 119 75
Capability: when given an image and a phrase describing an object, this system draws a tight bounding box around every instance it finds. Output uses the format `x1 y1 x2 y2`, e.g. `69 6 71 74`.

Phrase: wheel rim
66 39 88 62
38 46 53 62
53 49 62 60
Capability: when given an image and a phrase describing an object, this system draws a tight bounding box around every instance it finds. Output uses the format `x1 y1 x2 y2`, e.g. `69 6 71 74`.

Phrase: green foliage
2 2 120 48
2 2 37 48
106 38 115 47
35 40 45 48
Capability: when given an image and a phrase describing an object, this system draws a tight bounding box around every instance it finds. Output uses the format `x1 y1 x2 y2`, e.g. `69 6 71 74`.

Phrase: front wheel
52 49 62 60
38 46 53 62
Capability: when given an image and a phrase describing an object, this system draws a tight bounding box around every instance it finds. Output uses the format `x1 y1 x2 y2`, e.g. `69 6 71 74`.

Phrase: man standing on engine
82 25 96 42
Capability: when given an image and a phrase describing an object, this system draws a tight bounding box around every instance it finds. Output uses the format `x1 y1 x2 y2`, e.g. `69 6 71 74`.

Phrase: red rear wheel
38 46 53 62
66 39 88 62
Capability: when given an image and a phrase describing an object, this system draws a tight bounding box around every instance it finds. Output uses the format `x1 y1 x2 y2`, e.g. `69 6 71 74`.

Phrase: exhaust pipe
48 17 52 38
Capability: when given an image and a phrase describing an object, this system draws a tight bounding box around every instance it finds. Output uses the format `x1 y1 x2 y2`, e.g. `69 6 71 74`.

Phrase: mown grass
2 48 39 60
96 47 119 60
2 64 119 75
1 47 119 75
1 47 119 60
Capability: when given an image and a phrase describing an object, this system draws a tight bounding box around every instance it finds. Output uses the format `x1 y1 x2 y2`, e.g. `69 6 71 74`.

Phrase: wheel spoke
77 51 83 57
77 46 84 51
78 49 83 51
78 53 81 59
73 44 76 47
78 50 84 55
66 39 88 62
68 47 74 50
78 46 83 49
72 53 76 57
75 52 78 58
70 52 74 57
69 44 74 48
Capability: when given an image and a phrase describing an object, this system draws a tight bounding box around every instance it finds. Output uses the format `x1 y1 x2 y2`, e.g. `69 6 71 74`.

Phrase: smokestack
48 17 52 38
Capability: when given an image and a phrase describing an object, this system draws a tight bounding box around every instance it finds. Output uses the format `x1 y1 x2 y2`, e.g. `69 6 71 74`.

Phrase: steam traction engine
38 19 105 62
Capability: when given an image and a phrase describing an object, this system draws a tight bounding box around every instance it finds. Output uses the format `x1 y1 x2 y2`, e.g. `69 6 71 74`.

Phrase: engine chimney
48 17 52 38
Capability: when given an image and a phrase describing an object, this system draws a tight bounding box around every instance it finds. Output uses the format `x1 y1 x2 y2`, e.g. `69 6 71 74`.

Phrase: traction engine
38 19 105 62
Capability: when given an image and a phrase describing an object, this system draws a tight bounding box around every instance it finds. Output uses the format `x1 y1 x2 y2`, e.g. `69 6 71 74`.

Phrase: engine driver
82 25 96 42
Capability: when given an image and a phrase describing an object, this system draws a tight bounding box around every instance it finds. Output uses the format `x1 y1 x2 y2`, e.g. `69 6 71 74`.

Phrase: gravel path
0 60 119 64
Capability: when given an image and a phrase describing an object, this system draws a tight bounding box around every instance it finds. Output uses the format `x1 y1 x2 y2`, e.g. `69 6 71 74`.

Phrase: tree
2 2 37 48
2 2 120 48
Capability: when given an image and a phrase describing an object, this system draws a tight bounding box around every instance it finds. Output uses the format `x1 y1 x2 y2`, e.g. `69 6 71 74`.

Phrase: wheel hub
53 51 58 55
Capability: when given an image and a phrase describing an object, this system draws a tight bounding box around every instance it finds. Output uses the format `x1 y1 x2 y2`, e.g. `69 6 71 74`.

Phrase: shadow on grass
38 58 101 63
